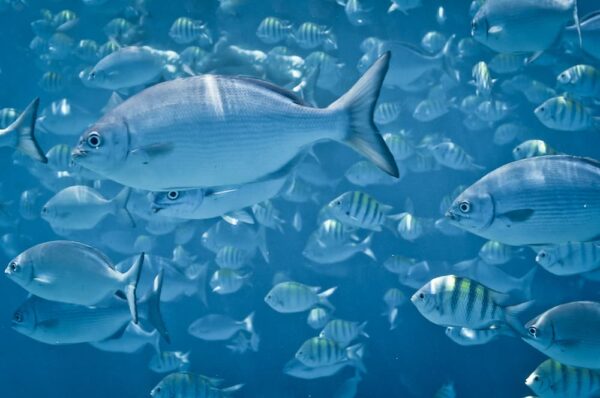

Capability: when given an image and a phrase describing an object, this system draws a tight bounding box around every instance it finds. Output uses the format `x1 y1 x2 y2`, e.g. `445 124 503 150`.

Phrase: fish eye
471 21 478 30
528 326 538 337
419 293 424 299
9 261 19 272
335 200 341 206
167 191 179 200
533 376 540 382
86 131 102 148
539 106 545 113
458 201 471 213
41 206 48 214
538 252 546 258
12 312 22 323
89 71 96 79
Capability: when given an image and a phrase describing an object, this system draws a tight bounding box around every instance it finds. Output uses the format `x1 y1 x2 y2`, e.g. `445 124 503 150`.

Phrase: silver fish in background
265 281 336 313
6 241 143 322
90 322 160 354
535 241 600 276
445 324 516 346
72 53 398 191
187 312 255 342
446 156 600 246
150 372 243 398
525 358 600 398
523 301 600 369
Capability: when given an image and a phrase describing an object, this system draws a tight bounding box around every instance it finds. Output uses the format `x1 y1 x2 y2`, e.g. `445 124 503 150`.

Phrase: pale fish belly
111 76 345 190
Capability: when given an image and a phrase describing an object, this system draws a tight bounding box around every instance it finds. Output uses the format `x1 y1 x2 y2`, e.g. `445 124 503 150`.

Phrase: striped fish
536 241 600 276
557 64 600 98
209 268 250 295
374 101 403 125
410 275 528 330
294 337 365 372
215 246 252 270
251 200 284 232
169 17 211 45
74 39 99 62
488 53 525 74
512 139 558 160
319 319 369 348
471 61 494 97
475 99 512 123
38 71 64 92
383 255 418 274
307 307 331 330
430 141 484 171
383 131 415 161
535 96 597 132
45 144 72 171
326 191 396 231
526 359 600 398
478 240 521 265
97 40 120 58
445 324 515 346
256 17 293 44
264 281 336 313
292 22 337 51
494 122 529 146
52 9 78 31
104 18 135 41
19 189 43 221
149 351 190 373
150 372 243 398
396 212 426 241
313 218 357 246
413 98 450 122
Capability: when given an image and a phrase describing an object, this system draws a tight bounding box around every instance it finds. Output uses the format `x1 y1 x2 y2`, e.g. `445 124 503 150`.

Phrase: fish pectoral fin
38 318 60 328
129 143 174 165
33 275 54 285
555 338 581 348
498 209 535 223
487 25 503 35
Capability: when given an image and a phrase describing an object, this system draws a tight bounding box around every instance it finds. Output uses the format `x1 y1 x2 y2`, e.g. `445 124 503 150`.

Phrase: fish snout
445 210 458 222
71 147 87 161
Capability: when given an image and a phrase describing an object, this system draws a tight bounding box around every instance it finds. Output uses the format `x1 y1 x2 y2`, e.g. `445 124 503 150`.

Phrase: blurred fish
295 337 365 372
388 0 422 14
445 324 516 346
150 372 243 398
188 312 255 342
307 307 331 330
512 139 558 160
536 241 600 276
265 281 336 313
430 141 484 171
149 351 190 373
479 240 523 265
345 160 400 186
291 22 337 51
256 17 293 44
320 319 368 348
210 268 251 295
525 358 600 398
169 17 211 46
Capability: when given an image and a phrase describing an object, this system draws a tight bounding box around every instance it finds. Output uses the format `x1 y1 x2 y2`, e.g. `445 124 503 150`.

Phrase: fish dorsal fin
577 10 600 26
230 76 307 106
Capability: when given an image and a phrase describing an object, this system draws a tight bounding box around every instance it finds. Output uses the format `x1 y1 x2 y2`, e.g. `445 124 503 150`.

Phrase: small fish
307 307 331 330
478 240 522 265
345 160 400 186
340 0 373 27
413 98 450 122
388 0 422 14
535 241 600 276
209 268 251 295
264 281 336 313
104 18 138 43
295 337 365 372
421 31 447 54
445 324 515 346
312 218 357 246
512 139 557 160
188 312 254 342
319 319 369 348
149 351 190 373
169 17 211 45
525 358 600 398
383 255 419 275
558 65 600 98
430 141 484 171
74 39 99 62
493 123 529 146
292 22 337 51
374 101 403 125
150 372 243 398
411 275 528 330
395 212 427 241
326 191 396 232
90 322 160 355
6 242 143 322
471 61 494 97
256 17 293 44
475 99 512 123
41 186 133 231
252 200 284 232
383 288 405 330
488 53 525 74
38 71 64 92
303 233 375 264
283 358 353 379
215 246 252 270
383 131 415 161
535 96 597 132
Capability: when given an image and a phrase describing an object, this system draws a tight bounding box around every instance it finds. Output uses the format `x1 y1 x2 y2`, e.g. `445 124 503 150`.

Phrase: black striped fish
326 191 398 232
526 358 600 398
256 17 293 44
319 319 369 348
536 241 600 276
294 337 366 373
534 96 597 132
410 275 528 330
150 372 243 398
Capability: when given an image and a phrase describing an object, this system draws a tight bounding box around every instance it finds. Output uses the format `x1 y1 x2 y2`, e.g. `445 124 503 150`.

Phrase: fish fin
503 300 535 337
6 98 47 163
129 143 174 165
361 233 377 261
359 321 369 338
112 187 136 228
525 51 544 65
329 52 399 178
318 286 337 310
102 92 124 113
257 225 269 263
221 384 244 394
346 343 367 373
439 34 458 81
141 270 170 343
487 25 503 35
498 209 535 223
573 0 582 48
231 76 306 106
222 209 254 225
33 275 53 285
242 311 255 335
123 252 144 324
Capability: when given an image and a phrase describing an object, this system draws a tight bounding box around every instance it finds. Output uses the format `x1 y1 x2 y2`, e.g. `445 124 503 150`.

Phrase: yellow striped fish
526 359 600 398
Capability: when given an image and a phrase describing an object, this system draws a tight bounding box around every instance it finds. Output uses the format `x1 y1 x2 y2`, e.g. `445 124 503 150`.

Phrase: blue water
1 0 600 397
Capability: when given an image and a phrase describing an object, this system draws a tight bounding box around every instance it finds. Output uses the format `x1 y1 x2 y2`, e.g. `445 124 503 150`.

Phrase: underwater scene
2 0 600 397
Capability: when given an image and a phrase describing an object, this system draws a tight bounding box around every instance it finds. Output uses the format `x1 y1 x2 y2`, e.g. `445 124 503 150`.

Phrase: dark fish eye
539 252 546 258
458 201 471 213
12 312 22 323
167 191 179 200
528 326 537 337
335 201 341 206
419 293 424 299
86 131 102 148
534 376 539 381
539 107 545 112
9 262 18 272
89 71 96 79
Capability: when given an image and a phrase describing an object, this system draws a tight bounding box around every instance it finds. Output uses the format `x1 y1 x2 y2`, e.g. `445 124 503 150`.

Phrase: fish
256 17 293 44
388 0 422 14
302 233 375 264
307 307 331 330
264 281 336 313
525 358 600 398
563 11 600 60
446 156 600 246
72 53 398 191
41 186 133 230
557 64 600 98
283 358 351 379
12 271 169 344
430 141 484 171
188 312 254 342
339 0 372 27
37 98 96 137
215 246 253 270
478 240 522 265
534 96 598 132
295 337 365 372
512 140 558 160
6 242 143 322
535 241 600 276
523 301 600 369
471 61 494 97
445 324 516 346
149 351 191 373
0 98 46 163
150 372 243 398
209 268 251 295
319 319 368 348
411 275 529 331
90 322 160 354
421 31 447 54
345 160 400 186
325 191 397 232
291 22 337 51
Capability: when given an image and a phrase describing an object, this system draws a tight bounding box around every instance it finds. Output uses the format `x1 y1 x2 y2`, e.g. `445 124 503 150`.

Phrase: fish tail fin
347 343 367 373
359 321 369 338
329 52 399 178
189 263 209 308
5 98 46 163
142 270 171 343
503 300 535 337
222 384 244 396
388 307 399 330
112 187 136 227
180 351 191 368
517 267 538 301
318 286 337 310
243 311 255 336
122 252 144 324
361 233 377 261
257 225 270 263
440 34 459 81
574 0 582 48
150 329 161 355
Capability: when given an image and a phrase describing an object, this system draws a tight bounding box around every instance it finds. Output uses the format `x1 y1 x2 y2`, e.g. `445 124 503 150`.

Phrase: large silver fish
72 53 398 191
446 156 600 246
523 301 600 369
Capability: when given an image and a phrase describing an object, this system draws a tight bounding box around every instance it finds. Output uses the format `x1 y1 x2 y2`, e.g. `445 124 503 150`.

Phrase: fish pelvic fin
3 98 47 163
112 187 136 228
329 52 399 178
122 252 144 324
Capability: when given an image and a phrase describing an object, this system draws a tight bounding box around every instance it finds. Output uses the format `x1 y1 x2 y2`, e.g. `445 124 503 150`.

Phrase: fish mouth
445 211 459 223
71 148 88 161
151 206 163 214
